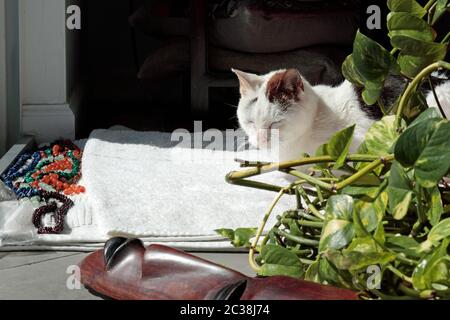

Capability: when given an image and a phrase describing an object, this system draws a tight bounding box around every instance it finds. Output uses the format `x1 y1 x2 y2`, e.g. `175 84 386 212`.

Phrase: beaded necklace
0 140 85 234
32 191 74 234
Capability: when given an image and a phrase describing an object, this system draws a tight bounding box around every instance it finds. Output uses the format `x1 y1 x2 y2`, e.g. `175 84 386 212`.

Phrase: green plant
218 0 450 299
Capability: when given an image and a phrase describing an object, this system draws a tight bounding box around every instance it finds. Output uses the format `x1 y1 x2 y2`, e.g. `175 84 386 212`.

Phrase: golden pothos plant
218 0 450 300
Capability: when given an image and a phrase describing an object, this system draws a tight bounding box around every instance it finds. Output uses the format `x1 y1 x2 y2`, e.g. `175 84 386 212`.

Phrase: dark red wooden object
78 238 359 300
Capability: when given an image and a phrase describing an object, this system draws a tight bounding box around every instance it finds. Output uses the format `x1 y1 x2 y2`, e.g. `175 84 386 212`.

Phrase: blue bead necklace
1 151 42 198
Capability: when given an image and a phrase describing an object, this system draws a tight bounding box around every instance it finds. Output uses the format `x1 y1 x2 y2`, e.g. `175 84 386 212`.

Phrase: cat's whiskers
224 103 239 109
236 138 251 152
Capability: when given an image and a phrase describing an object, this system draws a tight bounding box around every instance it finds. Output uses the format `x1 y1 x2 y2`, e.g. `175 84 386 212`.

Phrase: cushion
209 1 358 53
138 38 190 81
129 1 190 37
208 45 348 85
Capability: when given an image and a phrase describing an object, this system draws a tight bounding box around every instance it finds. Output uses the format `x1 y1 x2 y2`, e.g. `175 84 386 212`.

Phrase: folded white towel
0 129 295 251
82 129 295 238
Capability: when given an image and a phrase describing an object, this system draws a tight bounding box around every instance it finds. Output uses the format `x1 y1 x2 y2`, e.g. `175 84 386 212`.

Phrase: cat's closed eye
270 121 283 128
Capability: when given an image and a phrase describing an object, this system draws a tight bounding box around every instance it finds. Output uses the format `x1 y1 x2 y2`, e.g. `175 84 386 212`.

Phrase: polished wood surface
79 238 359 300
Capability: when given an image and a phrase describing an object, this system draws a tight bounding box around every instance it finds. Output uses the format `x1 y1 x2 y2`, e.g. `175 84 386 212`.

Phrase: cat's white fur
233 68 449 163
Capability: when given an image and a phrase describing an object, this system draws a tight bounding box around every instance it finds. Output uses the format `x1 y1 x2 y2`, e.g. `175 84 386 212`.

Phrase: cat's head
232 68 316 150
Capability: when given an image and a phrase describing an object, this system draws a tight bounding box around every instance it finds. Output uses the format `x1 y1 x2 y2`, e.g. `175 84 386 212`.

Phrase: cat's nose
257 129 270 147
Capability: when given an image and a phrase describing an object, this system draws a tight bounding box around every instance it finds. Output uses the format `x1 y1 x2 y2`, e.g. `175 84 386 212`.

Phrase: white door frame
0 0 81 148
0 0 6 156
19 0 78 144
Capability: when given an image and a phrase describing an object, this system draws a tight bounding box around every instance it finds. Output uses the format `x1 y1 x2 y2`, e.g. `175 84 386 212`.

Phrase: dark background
77 0 449 138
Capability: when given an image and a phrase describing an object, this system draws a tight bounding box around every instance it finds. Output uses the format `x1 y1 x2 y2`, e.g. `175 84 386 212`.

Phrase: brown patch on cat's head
266 69 304 105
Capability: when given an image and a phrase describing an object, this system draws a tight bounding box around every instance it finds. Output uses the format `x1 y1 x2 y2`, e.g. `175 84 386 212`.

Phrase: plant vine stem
427 2 436 24
281 218 323 229
334 155 395 190
428 77 447 119
444 204 450 214
398 283 436 299
295 187 303 210
442 31 450 44
249 189 286 273
387 265 413 284
368 287 417 300
378 97 387 115
227 155 383 182
297 210 322 222
285 169 334 191
398 283 421 298
274 229 320 246
396 254 419 266
424 0 438 11
395 61 450 130
225 177 291 194
297 186 325 220
315 184 325 203
290 248 313 256
299 258 315 265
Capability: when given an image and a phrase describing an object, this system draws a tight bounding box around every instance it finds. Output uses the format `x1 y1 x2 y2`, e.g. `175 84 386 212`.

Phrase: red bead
52 145 61 156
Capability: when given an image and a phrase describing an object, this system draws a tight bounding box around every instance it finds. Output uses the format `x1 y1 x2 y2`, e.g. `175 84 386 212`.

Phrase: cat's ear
232 69 262 96
266 69 304 103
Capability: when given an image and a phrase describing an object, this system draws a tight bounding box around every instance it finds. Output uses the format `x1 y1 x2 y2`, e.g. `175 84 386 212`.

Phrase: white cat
232 68 449 163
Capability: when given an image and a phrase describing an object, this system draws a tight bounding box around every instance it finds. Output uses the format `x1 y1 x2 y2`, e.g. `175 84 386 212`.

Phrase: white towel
82 129 294 238
0 129 295 250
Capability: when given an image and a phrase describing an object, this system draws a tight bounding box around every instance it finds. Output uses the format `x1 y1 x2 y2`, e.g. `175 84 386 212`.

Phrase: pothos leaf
387 161 414 220
304 259 320 283
318 257 346 287
374 221 386 245
325 195 354 221
314 143 329 169
387 0 427 17
386 236 422 258
325 250 396 272
319 220 355 252
425 186 444 226
215 228 257 248
353 31 393 82
305 258 351 288
410 107 442 126
395 118 450 188
357 116 401 176
420 218 450 252
326 125 356 170
215 228 235 240
345 236 379 254
260 244 301 267
387 12 436 42
399 90 429 120
259 264 304 278
258 244 303 278
350 31 396 105
342 54 364 86
354 187 388 234
431 0 449 25
320 195 355 252
413 239 450 291
362 81 384 106
386 1 446 79
396 45 447 78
